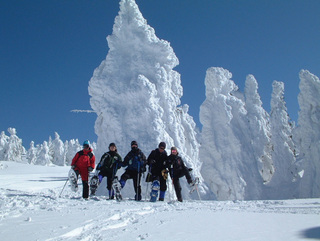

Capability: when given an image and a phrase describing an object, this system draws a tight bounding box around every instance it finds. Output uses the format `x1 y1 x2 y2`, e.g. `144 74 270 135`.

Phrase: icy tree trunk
51 132 66 166
294 70 320 198
0 131 9 161
35 141 52 166
27 141 37 164
200 67 264 200
244 75 274 183
265 81 299 199
4 128 26 162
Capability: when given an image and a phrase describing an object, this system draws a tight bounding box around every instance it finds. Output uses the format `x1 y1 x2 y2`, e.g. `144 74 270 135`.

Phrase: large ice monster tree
88 0 202 195
294 70 320 198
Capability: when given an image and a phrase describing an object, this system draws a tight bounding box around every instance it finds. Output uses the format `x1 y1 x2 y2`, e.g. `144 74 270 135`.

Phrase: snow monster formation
88 0 203 198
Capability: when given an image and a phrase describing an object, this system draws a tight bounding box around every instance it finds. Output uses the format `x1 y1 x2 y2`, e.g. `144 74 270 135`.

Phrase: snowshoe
68 169 78 192
112 176 122 201
150 180 160 202
90 175 99 196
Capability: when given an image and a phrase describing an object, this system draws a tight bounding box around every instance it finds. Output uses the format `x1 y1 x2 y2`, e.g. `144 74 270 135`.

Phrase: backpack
127 152 146 172
96 153 112 171
78 150 93 159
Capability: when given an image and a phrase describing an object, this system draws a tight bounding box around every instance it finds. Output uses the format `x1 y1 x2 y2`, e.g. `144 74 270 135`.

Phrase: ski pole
137 161 141 200
170 167 175 202
145 164 151 200
195 184 201 201
145 181 149 201
59 178 69 198
167 176 172 202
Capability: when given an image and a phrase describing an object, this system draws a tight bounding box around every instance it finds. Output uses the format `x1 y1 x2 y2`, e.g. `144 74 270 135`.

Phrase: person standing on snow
147 142 168 201
119 141 147 201
71 140 96 199
95 143 123 199
167 147 193 202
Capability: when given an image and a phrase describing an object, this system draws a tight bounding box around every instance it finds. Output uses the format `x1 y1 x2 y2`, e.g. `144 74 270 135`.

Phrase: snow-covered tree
294 70 320 198
200 67 264 200
88 0 202 196
0 131 9 160
244 75 274 183
4 128 25 162
26 141 38 164
51 132 65 166
265 80 299 199
35 141 52 166
65 139 81 166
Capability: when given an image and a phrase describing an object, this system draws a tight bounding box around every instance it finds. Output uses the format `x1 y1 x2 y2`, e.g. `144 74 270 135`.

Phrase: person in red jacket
71 140 96 199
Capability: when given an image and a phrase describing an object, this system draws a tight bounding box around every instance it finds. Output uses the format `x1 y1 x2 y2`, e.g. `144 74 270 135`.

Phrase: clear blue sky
1 0 319 147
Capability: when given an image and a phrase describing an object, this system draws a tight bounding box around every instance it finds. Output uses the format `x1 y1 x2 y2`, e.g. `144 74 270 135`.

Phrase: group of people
71 140 194 202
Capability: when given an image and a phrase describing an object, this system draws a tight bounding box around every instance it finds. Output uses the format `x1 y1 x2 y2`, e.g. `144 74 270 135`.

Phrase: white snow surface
0 161 319 241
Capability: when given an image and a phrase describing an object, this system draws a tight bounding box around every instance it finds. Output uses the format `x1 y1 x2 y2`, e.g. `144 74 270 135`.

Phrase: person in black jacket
95 143 122 199
119 141 147 201
167 146 193 202
147 142 168 201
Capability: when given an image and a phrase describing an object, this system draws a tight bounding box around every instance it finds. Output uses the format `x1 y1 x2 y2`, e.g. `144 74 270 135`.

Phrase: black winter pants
82 180 89 199
172 169 192 201
75 170 89 199
120 170 142 196
99 173 114 191
173 178 182 201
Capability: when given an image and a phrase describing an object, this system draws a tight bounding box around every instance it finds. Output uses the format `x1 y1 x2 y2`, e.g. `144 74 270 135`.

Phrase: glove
150 160 156 165
88 167 93 172
140 165 146 173
188 168 193 172
161 169 168 180
115 160 122 168
71 165 76 169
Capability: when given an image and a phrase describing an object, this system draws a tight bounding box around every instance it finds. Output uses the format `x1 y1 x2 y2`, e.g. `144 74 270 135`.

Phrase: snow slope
1 161 319 241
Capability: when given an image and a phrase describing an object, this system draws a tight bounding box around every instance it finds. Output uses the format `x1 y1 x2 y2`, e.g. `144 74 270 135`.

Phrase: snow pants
75 169 89 199
120 169 142 199
172 169 192 202
98 172 114 192
173 178 182 201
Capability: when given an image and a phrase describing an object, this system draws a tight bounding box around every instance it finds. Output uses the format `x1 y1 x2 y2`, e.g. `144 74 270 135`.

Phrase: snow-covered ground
0 161 319 241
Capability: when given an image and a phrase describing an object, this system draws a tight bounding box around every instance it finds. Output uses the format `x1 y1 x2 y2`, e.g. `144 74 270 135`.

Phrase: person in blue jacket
119 141 147 201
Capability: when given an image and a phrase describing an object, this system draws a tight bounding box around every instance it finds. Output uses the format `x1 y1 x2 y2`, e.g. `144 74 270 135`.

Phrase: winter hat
109 143 116 148
159 142 166 149
171 146 178 152
171 147 178 154
109 143 117 152
131 140 138 147
83 140 90 147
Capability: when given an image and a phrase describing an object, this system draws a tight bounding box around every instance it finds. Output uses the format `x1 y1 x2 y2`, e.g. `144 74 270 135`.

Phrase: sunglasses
83 144 89 149
159 147 165 150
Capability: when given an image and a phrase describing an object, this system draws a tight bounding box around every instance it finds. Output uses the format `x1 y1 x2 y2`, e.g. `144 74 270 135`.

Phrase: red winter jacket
71 148 95 181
